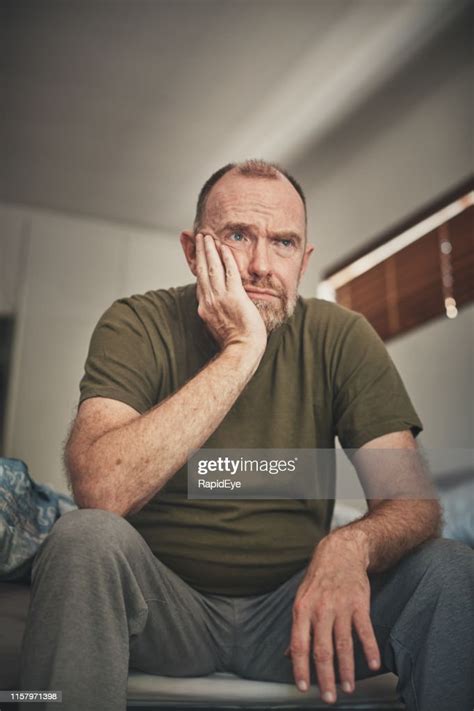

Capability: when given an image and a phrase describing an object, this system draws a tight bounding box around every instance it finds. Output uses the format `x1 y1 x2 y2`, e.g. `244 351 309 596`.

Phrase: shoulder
101 283 195 329
296 296 366 344
299 295 360 323
293 296 387 381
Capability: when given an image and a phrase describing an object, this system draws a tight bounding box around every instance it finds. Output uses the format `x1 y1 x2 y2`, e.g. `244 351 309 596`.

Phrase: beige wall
1 203 190 493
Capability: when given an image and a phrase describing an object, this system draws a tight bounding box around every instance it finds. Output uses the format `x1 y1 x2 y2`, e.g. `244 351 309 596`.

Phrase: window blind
320 181 473 342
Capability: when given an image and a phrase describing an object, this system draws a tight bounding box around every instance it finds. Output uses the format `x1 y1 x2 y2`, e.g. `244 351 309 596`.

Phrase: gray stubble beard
253 289 298 334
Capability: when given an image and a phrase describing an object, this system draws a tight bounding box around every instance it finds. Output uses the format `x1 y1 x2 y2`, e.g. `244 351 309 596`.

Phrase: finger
203 234 225 292
211 238 237 290
352 609 381 672
195 233 211 296
220 243 243 289
290 612 312 693
333 615 355 694
312 612 337 704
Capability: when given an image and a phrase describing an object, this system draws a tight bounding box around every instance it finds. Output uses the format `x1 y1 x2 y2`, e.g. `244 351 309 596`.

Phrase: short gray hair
193 159 307 233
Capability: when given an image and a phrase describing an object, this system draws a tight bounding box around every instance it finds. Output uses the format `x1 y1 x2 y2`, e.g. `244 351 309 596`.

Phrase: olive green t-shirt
78 283 422 595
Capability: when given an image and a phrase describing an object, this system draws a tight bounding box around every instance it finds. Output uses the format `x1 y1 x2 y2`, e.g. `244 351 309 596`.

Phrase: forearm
320 499 443 574
78 342 263 516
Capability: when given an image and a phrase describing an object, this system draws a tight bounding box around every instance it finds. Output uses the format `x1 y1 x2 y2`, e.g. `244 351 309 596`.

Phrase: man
20 160 473 711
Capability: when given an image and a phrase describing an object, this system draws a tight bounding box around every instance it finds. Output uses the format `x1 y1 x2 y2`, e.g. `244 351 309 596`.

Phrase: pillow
0 458 77 582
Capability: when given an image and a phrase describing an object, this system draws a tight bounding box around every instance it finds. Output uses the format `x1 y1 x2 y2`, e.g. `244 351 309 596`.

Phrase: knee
411 537 474 592
38 508 139 559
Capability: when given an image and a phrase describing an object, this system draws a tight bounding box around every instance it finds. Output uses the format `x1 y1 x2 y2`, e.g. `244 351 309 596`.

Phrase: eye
229 231 245 242
275 238 295 249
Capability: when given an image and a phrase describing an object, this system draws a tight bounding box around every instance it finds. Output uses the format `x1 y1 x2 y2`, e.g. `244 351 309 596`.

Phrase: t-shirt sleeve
78 299 159 415
333 314 423 449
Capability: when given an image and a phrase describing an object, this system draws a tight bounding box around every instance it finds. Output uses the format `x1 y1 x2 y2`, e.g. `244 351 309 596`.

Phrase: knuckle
353 594 370 611
318 594 334 611
312 646 333 663
312 604 329 621
353 608 370 626
352 597 365 611
290 642 309 657
335 637 353 653
293 599 308 617
352 602 367 617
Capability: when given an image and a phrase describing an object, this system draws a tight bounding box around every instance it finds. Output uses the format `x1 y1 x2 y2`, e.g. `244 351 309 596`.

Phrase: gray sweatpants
19 509 474 711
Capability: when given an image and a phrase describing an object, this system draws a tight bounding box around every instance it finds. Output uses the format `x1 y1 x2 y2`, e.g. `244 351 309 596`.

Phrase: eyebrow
220 222 303 245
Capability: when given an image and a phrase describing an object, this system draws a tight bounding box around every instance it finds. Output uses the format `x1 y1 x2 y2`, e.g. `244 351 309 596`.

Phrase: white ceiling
1 0 471 233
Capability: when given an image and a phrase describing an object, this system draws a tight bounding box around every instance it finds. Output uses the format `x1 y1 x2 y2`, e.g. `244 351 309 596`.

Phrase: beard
242 277 299 333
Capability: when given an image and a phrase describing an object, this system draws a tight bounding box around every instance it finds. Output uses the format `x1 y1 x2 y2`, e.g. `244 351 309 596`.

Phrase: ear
180 230 198 276
300 243 315 278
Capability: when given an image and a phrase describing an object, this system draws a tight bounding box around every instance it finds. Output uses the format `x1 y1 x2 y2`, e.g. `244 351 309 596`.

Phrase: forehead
204 171 305 234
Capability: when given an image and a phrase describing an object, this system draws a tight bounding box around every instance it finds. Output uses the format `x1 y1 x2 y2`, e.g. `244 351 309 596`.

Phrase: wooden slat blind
332 202 473 342
449 207 474 308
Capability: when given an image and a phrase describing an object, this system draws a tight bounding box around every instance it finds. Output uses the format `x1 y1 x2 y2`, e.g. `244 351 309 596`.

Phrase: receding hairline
193 159 307 235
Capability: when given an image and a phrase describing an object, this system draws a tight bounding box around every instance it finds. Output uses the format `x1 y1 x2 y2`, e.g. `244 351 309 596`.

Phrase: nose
246 240 272 280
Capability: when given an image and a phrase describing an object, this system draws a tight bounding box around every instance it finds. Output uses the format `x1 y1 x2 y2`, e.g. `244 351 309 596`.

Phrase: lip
244 288 280 299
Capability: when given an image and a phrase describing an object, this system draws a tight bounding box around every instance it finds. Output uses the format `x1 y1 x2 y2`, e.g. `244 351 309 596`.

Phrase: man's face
196 171 313 332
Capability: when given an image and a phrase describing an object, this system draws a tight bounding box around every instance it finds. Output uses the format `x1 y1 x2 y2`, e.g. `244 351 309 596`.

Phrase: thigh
233 565 392 684
129 556 233 677
34 508 224 678
369 536 472 628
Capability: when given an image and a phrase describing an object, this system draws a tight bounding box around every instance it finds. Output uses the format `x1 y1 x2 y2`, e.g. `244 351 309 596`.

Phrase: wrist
318 526 370 571
222 340 266 366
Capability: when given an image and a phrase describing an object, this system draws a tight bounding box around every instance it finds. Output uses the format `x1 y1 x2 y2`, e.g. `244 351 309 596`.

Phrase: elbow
72 485 116 514
65 449 141 518
70 474 127 517
66 456 126 516
73 482 156 518
75 486 128 517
